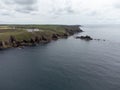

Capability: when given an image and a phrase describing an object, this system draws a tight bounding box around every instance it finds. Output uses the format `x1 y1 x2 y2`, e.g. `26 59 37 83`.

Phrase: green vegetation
0 25 82 49
0 25 65 41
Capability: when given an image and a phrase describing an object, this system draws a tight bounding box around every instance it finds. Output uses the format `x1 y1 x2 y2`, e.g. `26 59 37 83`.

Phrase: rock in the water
94 39 106 41
76 35 93 40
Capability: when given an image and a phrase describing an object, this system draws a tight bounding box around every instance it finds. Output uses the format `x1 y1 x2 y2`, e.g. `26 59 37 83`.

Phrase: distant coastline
0 25 83 49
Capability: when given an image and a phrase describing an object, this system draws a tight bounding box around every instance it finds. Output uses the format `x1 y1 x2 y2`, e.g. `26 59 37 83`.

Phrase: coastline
0 25 83 49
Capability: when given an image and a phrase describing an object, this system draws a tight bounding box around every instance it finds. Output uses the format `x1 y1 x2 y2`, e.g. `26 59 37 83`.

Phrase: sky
0 0 120 24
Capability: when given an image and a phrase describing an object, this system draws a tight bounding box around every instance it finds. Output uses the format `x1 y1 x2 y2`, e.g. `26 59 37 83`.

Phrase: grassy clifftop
0 25 82 49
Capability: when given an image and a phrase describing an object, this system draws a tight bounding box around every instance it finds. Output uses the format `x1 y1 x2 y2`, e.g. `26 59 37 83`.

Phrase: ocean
0 25 120 90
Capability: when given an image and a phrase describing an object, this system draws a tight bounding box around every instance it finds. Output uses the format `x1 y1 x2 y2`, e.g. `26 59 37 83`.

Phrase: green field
0 25 81 48
0 25 67 41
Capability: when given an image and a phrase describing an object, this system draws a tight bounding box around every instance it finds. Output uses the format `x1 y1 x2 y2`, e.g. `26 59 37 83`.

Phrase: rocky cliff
0 25 82 49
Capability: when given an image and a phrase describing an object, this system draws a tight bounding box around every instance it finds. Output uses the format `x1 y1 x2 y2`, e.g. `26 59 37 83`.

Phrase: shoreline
0 25 83 50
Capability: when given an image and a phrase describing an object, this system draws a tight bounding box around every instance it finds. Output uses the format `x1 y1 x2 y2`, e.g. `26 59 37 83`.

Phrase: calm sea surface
0 25 120 90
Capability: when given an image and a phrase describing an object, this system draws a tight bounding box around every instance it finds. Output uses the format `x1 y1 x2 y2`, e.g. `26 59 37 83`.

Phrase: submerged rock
94 39 106 41
76 35 93 40
76 36 106 42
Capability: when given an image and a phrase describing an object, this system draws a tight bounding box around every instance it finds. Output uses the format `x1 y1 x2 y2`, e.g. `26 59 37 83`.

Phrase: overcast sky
0 0 120 24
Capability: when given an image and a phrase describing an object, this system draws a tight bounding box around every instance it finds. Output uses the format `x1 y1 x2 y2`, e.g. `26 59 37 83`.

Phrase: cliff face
0 25 82 49
64 25 82 35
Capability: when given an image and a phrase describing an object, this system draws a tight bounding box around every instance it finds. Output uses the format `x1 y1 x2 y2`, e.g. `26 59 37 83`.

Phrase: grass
0 25 81 48
0 25 67 41
0 26 11 29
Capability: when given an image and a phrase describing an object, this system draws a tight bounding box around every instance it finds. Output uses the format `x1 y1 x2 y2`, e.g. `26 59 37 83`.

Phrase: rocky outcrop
76 35 93 40
52 34 59 39
76 35 106 42
35 36 40 43
0 25 83 49
64 25 83 35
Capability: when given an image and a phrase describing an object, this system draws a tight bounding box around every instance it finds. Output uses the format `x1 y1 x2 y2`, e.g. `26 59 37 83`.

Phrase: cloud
109 0 120 10
0 2 11 16
86 11 98 16
13 0 37 5
15 5 38 13
0 10 10 16
114 3 120 9
51 6 76 15
0 0 120 24
2 0 38 14
49 0 77 16
4 0 37 5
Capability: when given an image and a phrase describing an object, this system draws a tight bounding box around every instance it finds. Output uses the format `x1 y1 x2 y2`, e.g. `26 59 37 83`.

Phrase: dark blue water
0 25 120 90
